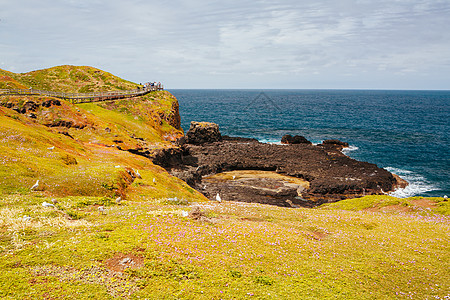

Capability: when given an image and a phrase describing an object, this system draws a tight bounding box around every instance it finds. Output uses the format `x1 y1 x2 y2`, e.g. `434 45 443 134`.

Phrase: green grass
2 65 139 93
0 197 448 299
321 195 450 216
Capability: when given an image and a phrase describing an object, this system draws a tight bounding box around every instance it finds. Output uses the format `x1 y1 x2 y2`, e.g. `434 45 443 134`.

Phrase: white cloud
0 0 449 89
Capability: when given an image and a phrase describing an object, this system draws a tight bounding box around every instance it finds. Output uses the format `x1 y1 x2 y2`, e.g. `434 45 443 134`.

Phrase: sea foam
258 139 285 145
342 145 359 154
385 167 437 198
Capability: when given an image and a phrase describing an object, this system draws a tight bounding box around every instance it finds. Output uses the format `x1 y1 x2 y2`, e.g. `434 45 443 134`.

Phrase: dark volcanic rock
319 139 350 150
184 140 397 203
23 100 39 112
149 147 185 168
42 99 61 108
152 122 403 207
186 121 222 145
281 134 312 145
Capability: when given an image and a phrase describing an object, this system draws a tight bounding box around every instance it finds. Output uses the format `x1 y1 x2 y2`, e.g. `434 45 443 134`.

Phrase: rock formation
151 122 406 207
281 134 312 145
319 139 350 150
185 121 222 145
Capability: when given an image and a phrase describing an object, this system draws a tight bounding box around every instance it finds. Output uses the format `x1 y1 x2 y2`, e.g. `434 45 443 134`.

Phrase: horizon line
166 87 450 92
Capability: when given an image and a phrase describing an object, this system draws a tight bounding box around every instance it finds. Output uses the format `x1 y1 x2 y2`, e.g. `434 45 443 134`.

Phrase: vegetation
0 66 448 299
1 65 139 92
322 195 450 216
0 194 448 299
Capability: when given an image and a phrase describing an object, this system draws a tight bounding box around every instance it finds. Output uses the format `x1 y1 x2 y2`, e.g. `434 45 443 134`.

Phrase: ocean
169 89 450 198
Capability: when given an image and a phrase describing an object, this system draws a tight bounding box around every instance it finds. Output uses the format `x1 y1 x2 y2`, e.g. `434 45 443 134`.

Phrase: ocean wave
342 145 359 154
257 138 284 145
385 167 437 198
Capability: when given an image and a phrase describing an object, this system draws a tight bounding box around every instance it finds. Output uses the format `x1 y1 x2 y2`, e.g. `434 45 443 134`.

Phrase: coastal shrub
65 210 84 220
229 270 242 278
79 84 95 93
74 197 115 208
95 233 109 240
61 154 78 165
162 197 190 206
254 275 274 285
434 201 450 215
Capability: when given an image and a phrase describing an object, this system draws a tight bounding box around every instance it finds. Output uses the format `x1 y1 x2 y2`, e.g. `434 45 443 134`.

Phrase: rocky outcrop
185 121 222 145
160 100 181 130
182 138 397 204
281 134 312 145
153 123 406 207
319 139 350 150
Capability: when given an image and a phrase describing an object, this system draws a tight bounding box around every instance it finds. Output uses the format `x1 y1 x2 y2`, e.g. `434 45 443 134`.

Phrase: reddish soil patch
104 253 144 273
365 207 380 212
410 198 435 209
367 198 436 213
241 216 268 222
303 231 328 241
379 205 411 213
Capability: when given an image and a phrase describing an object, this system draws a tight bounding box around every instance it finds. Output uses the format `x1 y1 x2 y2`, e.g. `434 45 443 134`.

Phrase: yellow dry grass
205 170 310 188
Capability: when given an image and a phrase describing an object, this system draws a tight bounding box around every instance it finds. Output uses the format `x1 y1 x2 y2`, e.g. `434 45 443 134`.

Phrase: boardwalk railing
0 84 163 104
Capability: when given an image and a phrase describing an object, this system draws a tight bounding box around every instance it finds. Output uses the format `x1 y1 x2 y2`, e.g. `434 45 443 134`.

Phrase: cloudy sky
1 0 449 89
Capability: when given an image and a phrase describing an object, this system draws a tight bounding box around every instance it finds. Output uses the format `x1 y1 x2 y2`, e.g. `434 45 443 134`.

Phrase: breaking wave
385 167 437 198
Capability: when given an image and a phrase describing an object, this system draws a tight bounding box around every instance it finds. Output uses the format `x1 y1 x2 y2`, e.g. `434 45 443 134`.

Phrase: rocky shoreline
152 122 408 207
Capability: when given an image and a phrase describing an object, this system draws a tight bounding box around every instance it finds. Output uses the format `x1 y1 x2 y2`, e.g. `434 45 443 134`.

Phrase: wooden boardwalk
0 84 163 104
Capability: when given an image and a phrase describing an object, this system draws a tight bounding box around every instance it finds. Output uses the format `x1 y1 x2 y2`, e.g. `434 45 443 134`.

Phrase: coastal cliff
0 66 203 201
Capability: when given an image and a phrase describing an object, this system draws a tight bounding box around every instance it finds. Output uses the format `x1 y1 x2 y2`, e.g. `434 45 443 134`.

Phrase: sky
1 0 449 90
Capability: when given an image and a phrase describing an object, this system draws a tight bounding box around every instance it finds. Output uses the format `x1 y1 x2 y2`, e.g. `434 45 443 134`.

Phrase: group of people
140 82 163 90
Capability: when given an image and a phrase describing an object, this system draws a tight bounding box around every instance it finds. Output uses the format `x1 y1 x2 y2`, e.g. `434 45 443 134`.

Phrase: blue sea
169 89 450 198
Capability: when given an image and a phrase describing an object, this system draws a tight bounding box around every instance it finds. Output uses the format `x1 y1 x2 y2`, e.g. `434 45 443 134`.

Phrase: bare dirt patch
366 198 436 214
410 198 435 209
303 230 328 241
105 253 144 273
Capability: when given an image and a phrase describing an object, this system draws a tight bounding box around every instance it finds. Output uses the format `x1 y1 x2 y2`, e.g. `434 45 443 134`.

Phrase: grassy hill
0 66 448 299
0 65 139 92
0 68 29 90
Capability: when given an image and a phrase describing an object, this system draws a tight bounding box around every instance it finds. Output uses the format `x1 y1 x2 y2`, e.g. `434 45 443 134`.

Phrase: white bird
232 175 236 180
30 180 39 190
215 193 222 202
181 211 189 217
47 146 55 150
153 178 156 183
115 196 122 204
98 206 105 214
444 195 448 201
42 201 55 208
115 165 121 168
23 215 31 221
135 169 142 179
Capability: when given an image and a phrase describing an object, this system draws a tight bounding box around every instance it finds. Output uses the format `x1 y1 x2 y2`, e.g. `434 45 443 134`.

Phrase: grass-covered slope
1 65 139 92
0 66 448 299
0 66 199 200
322 195 450 216
0 68 29 90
